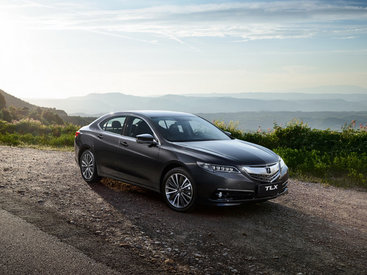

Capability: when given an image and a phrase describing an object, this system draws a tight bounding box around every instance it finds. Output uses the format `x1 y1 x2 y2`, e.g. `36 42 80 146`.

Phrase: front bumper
191 165 289 206
207 185 288 206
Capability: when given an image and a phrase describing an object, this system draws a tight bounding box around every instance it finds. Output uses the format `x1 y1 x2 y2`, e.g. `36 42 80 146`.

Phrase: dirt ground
0 146 366 274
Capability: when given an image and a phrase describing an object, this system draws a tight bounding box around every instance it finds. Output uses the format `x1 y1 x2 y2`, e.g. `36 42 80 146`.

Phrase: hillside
0 90 95 125
0 89 68 117
0 89 38 110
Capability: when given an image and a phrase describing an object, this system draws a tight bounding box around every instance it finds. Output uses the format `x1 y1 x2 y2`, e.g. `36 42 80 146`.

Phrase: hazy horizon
1 0 367 99
19 84 367 101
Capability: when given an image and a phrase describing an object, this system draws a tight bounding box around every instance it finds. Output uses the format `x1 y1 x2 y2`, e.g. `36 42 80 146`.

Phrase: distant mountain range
1 87 366 131
188 85 367 99
199 111 367 131
27 91 367 116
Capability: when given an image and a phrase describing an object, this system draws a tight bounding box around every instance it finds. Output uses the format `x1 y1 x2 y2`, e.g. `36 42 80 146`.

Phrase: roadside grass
16 144 74 152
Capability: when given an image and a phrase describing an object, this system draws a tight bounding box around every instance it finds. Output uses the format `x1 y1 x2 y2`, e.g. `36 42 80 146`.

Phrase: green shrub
216 120 367 188
48 134 75 147
0 133 20 146
0 119 78 148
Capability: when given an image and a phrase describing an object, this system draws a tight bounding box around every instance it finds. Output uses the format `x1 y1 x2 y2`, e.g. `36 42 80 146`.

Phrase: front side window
100 116 126 135
151 116 230 142
125 117 154 138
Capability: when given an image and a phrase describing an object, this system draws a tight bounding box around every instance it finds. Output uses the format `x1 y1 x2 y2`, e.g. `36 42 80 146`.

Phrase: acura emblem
266 167 271 174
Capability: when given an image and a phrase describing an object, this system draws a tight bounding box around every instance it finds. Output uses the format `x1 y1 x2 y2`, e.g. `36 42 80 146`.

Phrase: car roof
106 110 196 118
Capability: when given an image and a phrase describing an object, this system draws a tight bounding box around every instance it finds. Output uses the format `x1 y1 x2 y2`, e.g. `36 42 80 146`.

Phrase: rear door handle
119 141 128 147
97 134 103 139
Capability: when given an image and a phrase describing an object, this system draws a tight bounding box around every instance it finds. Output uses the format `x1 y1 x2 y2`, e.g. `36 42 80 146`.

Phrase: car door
93 116 129 179
115 116 161 189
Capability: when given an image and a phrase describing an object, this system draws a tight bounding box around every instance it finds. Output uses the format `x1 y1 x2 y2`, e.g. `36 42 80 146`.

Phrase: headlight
197 162 240 173
279 157 287 169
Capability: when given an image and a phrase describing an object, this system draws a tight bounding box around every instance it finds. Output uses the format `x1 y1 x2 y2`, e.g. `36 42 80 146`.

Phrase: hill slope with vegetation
0 90 95 148
0 89 95 126
0 89 37 110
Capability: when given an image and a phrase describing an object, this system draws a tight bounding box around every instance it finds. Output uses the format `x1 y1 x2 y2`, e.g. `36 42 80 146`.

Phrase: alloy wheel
81 151 95 180
165 173 193 209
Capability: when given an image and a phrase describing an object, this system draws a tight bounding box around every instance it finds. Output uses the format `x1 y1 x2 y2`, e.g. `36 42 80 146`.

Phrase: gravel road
0 209 119 275
0 146 366 274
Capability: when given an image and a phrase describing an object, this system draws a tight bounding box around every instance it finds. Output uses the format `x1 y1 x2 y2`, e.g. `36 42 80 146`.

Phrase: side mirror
136 134 157 145
224 131 232 137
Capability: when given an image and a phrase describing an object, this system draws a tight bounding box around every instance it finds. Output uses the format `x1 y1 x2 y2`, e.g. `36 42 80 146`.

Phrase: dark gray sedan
74 111 288 212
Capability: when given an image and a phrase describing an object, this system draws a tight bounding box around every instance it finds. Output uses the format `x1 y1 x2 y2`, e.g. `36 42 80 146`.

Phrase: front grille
241 162 280 183
248 171 280 183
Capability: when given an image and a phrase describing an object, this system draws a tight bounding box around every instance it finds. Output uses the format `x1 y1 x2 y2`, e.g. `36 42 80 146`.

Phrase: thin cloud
3 0 367 43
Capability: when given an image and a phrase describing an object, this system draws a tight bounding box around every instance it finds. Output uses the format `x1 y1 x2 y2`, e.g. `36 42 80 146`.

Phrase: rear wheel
163 168 196 212
79 149 100 183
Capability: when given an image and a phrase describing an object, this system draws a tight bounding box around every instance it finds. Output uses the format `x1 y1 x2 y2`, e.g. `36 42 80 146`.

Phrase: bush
0 119 78 147
215 120 367 188
48 134 75 147
0 133 20 146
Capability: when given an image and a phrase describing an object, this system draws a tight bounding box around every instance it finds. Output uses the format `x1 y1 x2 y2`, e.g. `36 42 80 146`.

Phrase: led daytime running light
197 162 239 173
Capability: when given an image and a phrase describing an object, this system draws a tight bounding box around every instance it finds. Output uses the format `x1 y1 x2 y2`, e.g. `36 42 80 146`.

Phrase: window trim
98 115 127 136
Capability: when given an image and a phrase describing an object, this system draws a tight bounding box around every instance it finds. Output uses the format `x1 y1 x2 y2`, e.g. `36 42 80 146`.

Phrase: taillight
75 131 80 138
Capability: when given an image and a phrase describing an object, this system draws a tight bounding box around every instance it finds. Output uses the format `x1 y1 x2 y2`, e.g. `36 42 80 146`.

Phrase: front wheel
163 168 196 212
79 149 100 183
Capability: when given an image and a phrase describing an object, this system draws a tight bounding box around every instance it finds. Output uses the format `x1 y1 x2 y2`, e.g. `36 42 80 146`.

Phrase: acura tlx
74 111 288 212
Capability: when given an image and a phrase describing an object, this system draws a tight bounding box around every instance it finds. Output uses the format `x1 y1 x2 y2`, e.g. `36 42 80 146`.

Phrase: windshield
151 116 230 142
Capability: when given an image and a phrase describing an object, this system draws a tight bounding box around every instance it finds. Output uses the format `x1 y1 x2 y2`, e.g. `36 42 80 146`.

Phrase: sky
0 0 367 99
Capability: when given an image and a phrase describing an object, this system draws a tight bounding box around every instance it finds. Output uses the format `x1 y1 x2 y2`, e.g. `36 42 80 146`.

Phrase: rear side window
100 116 126 135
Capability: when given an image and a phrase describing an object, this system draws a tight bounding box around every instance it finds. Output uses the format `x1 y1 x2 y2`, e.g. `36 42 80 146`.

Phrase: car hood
175 139 279 165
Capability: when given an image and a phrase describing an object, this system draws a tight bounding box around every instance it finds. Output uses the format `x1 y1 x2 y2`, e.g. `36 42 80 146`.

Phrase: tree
41 110 64 125
8 106 20 121
19 106 30 116
29 107 43 121
0 93 6 110
1 109 12 122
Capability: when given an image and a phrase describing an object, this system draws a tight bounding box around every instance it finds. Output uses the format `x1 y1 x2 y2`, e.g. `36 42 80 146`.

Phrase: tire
162 168 196 212
79 149 100 183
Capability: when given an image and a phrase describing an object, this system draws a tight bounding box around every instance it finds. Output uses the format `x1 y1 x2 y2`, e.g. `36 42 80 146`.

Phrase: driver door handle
97 134 103 139
120 141 128 147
